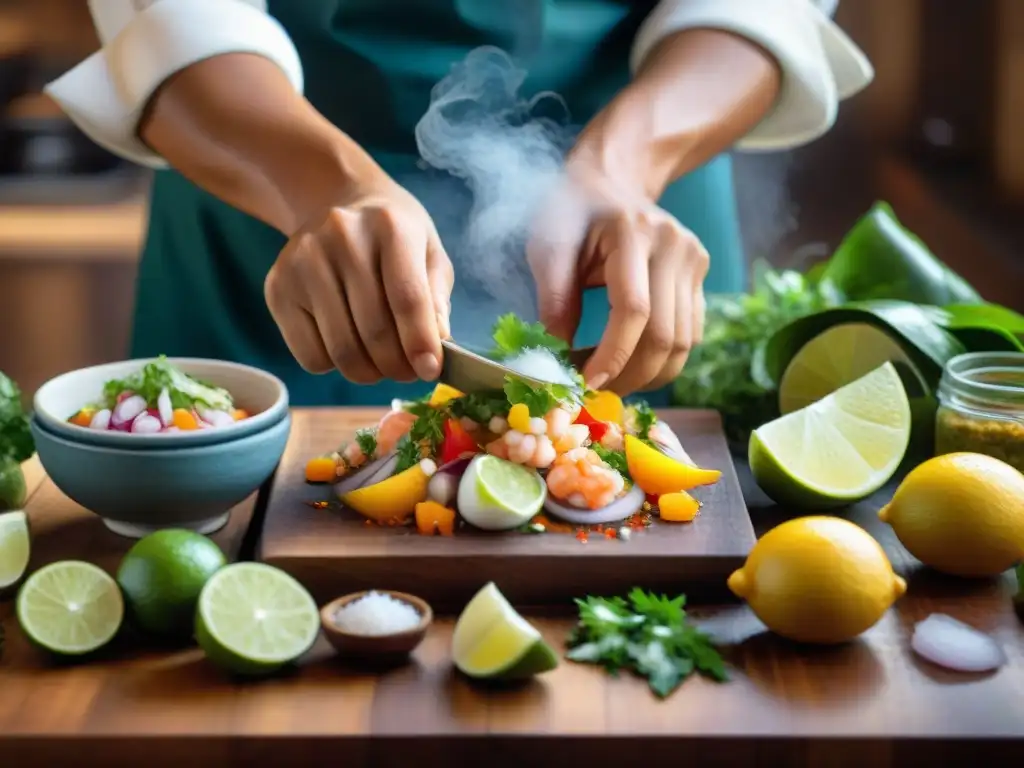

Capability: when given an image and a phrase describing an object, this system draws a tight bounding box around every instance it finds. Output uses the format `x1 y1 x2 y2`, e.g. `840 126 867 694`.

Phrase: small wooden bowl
320 590 433 660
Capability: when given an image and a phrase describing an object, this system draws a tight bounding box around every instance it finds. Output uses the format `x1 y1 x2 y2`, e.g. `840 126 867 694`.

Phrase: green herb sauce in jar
935 352 1024 474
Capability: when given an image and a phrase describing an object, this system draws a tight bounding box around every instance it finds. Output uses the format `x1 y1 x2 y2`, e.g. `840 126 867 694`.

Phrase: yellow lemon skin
339 465 429 523
727 516 906 645
879 452 1024 578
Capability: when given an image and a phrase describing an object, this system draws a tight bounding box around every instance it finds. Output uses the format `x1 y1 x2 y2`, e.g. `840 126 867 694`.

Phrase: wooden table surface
3 409 1024 767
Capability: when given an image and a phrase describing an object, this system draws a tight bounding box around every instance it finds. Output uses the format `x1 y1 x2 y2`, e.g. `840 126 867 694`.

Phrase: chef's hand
528 159 709 395
264 178 454 384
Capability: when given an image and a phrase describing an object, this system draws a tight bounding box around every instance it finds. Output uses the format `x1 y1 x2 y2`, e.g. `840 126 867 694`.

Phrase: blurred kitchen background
1 0 1023 400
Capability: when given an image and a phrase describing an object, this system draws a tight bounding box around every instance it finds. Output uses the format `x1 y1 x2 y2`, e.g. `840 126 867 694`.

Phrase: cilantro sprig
503 376 576 418
490 313 570 361
591 444 629 479
0 371 33 466
566 588 728 698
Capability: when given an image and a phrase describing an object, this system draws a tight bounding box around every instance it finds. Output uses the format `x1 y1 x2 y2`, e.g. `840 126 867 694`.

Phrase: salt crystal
332 591 422 636
503 348 576 387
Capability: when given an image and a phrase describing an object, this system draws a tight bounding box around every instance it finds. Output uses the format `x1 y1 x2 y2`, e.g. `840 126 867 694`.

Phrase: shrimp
599 423 624 451
545 448 624 508
375 409 417 454
342 441 367 469
545 407 572 440
507 434 537 465
486 438 509 460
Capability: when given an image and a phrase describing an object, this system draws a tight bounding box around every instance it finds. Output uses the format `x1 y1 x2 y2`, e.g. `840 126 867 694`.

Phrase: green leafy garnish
503 377 574 418
592 444 630 479
354 428 377 458
0 371 33 465
394 435 424 473
101 356 234 411
404 401 447 457
491 313 569 361
566 588 728 698
630 402 657 443
447 391 509 425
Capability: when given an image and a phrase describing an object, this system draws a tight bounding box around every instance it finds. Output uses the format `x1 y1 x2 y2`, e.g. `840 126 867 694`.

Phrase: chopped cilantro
447 391 509 425
0 371 33 465
631 402 657 443
490 314 569 361
404 401 446 457
592 444 630 480
566 588 728 698
503 376 574 418
394 435 424 473
354 428 377 458
101 356 233 411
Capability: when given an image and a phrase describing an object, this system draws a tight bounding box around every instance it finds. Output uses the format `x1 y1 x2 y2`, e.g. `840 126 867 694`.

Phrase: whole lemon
727 516 906 644
878 452 1024 577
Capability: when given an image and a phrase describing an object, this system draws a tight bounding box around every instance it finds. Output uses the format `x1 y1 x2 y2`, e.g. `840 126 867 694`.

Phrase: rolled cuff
630 0 874 151
44 0 303 169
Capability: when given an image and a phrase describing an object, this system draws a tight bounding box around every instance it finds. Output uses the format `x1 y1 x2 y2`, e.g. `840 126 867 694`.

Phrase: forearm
139 53 384 235
571 29 781 200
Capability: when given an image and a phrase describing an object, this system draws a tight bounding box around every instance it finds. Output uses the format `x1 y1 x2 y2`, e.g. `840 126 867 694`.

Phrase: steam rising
414 46 580 328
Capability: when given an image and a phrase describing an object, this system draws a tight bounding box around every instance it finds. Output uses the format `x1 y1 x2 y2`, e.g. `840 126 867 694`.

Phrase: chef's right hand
264 179 454 384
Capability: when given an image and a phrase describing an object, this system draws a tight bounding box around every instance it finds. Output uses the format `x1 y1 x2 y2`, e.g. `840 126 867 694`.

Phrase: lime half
17 560 124 655
195 562 320 676
457 455 547 531
751 362 911 508
779 322 927 413
452 582 558 679
0 510 30 591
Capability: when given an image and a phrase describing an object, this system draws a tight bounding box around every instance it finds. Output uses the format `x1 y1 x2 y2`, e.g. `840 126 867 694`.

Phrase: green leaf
923 303 1024 352
591 444 629 479
503 377 574 417
0 371 34 464
101 356 233 411
447 391 509 425
819 202 983 306
354 428 378 459
490 314 569 361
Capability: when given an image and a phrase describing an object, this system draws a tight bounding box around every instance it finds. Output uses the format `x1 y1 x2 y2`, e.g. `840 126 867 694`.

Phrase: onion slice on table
911 613 1006 673
543 483 645 525
651 421 695 465
333 452 399 496
428 457 473 506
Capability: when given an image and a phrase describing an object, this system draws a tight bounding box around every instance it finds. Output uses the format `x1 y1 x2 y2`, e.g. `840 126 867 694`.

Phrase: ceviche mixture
306 315 722 538
67 357 249 434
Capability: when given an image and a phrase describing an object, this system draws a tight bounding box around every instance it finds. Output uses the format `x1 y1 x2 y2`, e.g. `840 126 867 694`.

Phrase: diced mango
508 403 531 433
659 491 701 522
340 464 430 524
232 408 249 421
415 500 456 536
69 409 95 428
584 390 624 426
305 456 338 484
625 435 721 496
428 382 464 407
172 408 199 430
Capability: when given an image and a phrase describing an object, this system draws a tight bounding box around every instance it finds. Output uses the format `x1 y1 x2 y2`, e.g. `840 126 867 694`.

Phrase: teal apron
132 0 745 407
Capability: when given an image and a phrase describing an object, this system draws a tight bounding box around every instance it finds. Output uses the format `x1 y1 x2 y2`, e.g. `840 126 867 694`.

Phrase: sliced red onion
112 394 146 425
651 420 695 465
196 404 235 428
132 413 163 434
543 482 644 525
89 409 111 431
427 458 472 506
911 614 1006 673
157 387 173 426
334 452 399 496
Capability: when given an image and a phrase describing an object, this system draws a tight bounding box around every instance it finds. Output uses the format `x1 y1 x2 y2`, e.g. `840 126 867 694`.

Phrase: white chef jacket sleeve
43 0 303 169
630 0 874 151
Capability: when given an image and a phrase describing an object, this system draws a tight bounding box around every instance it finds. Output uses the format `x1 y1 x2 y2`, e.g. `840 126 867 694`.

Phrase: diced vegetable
624 435 721 496
583 390 624 426
658 491 700 522
428 383 464 407
172 408 199 431
339 461 434 523
573 406 608 442
69 409 94 428
508 403 531 434
415 501 456 536
305 456 337 484
440 419 479 465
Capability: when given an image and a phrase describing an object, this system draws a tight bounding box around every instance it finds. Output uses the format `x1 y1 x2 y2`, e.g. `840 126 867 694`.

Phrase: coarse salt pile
503 347 576 387
332 591 422 636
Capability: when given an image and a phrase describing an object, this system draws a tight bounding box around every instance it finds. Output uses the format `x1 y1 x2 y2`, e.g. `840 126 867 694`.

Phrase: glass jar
935 352 1024 473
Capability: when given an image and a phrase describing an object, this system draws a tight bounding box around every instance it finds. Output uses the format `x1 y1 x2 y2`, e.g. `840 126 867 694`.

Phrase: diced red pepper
574 406 609 442
440 418 479 465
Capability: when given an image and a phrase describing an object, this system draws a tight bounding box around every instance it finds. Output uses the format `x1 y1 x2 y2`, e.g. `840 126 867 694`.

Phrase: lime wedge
0 510 30 591
457 455 547 531
452 582 557 679
779 322 927 413
751 362 911 508
16 560 124 655
195 562 320 676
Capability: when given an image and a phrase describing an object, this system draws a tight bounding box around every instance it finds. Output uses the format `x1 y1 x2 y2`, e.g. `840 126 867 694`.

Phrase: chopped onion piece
132 414 163 434
419 458 437 477
89 409 111 431
196 404 234 428
112 394 146 425
157 387 173 426
911 613 1006 672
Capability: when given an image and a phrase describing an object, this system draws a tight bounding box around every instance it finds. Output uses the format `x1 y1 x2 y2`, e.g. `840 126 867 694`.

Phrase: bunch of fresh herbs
566 588 727 698
0 371 34 511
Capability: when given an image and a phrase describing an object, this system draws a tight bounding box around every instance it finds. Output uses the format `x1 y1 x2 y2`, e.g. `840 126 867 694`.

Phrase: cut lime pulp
195 562 320 676
452 582 558 679
458 455 547 531
751 362 912 508
17 560 124 655
0 510 30 591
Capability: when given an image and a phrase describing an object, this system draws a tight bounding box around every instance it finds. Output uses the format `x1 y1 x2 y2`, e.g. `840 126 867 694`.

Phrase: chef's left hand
528 157 709 395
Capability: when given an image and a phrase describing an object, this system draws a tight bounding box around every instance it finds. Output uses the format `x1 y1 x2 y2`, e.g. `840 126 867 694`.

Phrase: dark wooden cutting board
258 408 754 610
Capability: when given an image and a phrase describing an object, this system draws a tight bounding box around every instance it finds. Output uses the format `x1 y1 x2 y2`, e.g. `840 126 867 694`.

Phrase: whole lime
0 460 27 512
116 529 226 640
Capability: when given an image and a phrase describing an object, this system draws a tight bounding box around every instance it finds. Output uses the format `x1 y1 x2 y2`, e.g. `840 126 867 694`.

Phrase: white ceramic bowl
33 358 289 449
